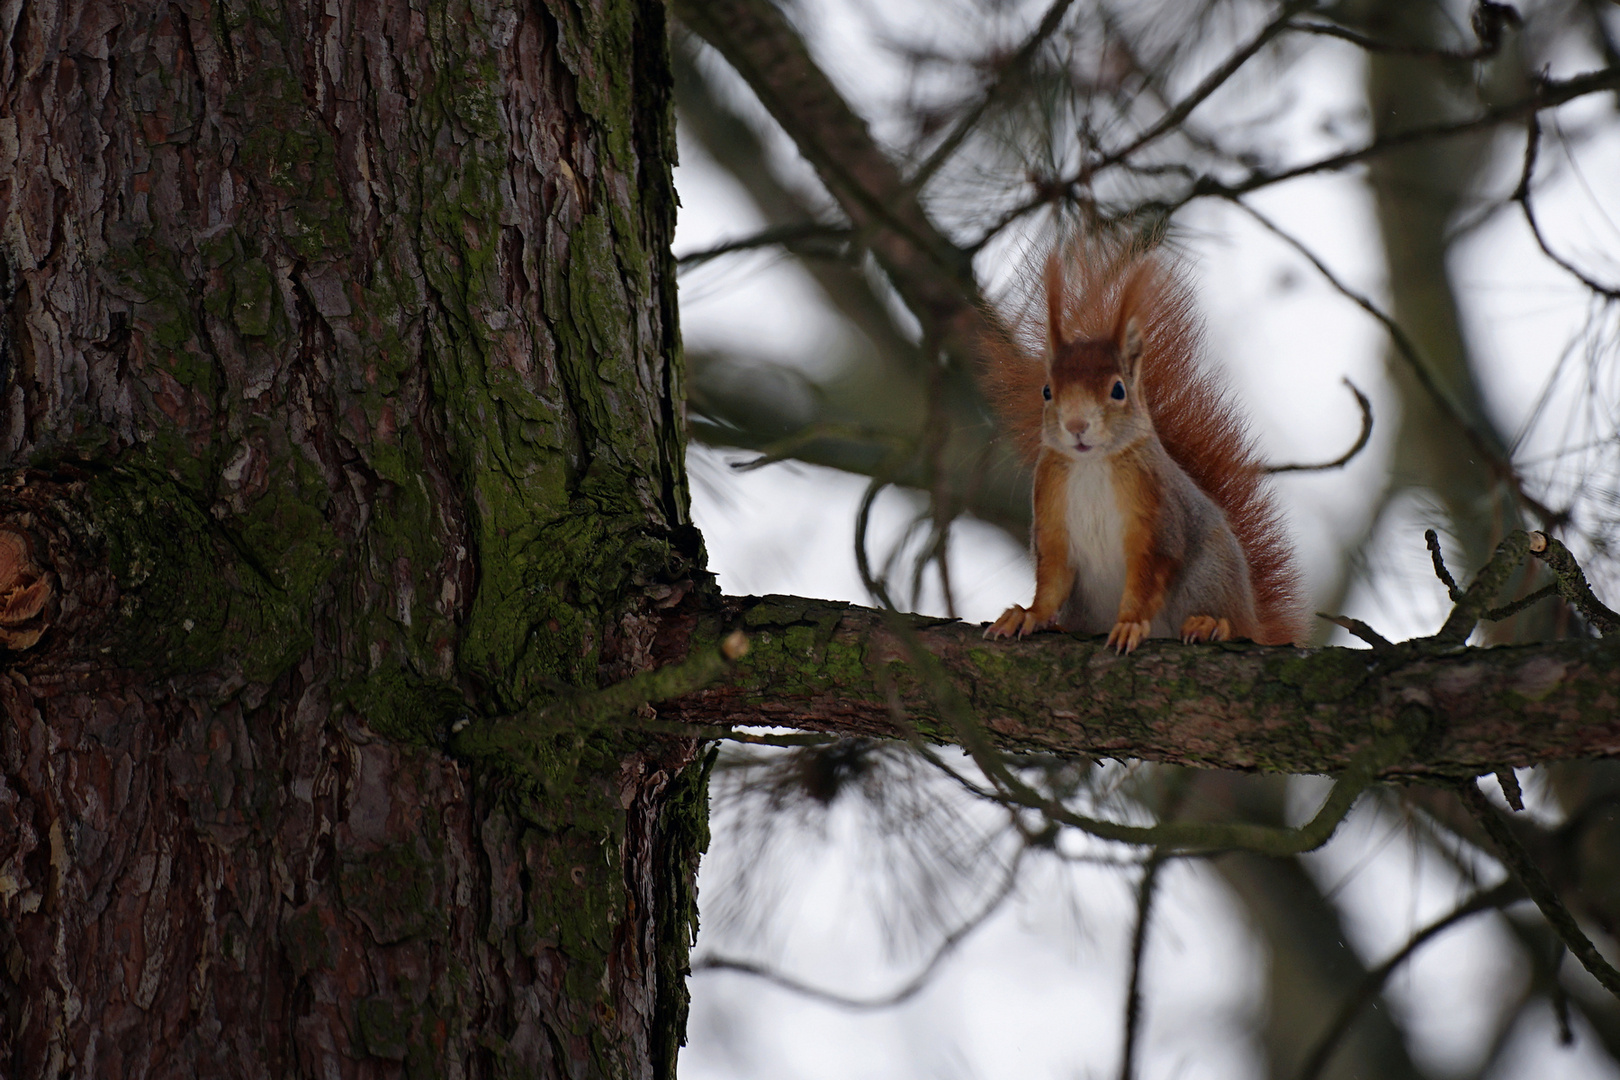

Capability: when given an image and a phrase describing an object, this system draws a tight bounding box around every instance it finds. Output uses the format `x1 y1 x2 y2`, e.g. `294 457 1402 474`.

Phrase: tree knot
0 529 52 652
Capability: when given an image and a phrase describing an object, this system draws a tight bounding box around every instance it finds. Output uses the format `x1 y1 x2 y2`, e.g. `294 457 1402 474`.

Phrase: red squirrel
983 236 1304 652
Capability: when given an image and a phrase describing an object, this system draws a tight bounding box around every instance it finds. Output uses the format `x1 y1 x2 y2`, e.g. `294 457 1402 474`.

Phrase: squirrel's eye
1042 384 1052 401
1111 380 1126 401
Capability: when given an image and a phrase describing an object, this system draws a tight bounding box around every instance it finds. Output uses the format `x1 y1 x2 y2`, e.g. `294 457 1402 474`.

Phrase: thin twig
729 422 909 473
1496 768 1525 812
921 337 959 619
907 0 1080 191
677 223 855 268
1532 533 1620 636
692 846 1025 1009
1433 531 1539 645
1290 2 1520 62
1514 115 1620 301
1483 583 1558 623
1182 65 1620 204
1098 0 1313 168
1460 781 1620 1001
1316 612 1393 649
974 64 1620 251
856 474 901 611
1429 525 1620 644
1267 379 1374 474
1237 200 1559 528
1120 853 1164 1080
1296 879 1523 1080
1426 529 1463 601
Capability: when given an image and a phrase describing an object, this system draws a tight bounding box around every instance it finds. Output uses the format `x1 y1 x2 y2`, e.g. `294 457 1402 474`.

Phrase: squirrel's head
1040 256 1153 459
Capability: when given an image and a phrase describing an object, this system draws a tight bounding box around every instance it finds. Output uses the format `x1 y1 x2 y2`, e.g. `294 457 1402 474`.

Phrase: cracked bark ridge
661 598 1620 777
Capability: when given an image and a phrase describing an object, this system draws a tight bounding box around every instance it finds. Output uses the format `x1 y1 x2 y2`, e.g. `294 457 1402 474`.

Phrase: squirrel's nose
1064 417 1089 438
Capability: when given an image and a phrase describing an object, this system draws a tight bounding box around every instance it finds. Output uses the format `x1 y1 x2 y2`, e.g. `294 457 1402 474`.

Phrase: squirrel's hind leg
1179 615 1232 644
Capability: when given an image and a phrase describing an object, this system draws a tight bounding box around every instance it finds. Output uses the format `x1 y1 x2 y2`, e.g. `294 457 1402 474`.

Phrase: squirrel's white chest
1063 461 1127 627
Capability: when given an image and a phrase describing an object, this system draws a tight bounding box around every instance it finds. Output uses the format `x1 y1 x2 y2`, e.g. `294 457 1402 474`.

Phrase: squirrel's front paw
1179 615 1231 644
1106 618 1152 654
985 605 1052 639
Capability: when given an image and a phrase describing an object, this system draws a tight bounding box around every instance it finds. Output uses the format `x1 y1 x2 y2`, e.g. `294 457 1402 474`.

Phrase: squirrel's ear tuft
1045 252 1071 352
1120 317 1144 374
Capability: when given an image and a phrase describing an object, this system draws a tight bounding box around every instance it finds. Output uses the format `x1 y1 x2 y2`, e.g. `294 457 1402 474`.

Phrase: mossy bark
0 1 704 1076
663 598 1620 779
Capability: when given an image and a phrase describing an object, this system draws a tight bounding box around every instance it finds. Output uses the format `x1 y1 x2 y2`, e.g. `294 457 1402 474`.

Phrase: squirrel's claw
1107 619 1151 654
985 605 1051 639
984 606 1024 639
1179 615 1231 644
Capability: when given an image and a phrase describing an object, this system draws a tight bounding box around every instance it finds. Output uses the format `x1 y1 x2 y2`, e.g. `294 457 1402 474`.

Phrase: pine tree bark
0 1 704 1076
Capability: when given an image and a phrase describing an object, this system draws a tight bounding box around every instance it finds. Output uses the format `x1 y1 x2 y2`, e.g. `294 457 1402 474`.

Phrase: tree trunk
0 1 706 1077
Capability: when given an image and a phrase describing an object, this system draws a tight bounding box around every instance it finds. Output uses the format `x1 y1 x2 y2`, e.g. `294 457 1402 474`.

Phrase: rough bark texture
0 1 705 1077
665 598 1620 778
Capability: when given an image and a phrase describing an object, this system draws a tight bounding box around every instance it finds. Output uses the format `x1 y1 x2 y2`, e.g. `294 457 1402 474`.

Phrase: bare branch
1120 854 1164 1080
1533 533 1620 635
1099 0 1313 168
1426 529 1465 602
849 609 1402 857
1434 530 1542 644
1514 115 1620 301
1431 529 1620 645
661 595 1620 777
1183 65 1620 204
725 422 909 474
976 64 1620 249
676 223 854 268
1234 200 1562 528
1460 782 1620 1001
1496 768 1525 812
1290 1 1522 63
691 845 1025 1009
1266 379 1374 474
1316 612 1394 650
675 0 984 354
1297 879 1523 1080
1484 584 1559 624
907 0 1081 190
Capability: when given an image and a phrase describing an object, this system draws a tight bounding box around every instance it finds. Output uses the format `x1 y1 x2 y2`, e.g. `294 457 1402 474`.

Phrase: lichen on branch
658 595 1620 778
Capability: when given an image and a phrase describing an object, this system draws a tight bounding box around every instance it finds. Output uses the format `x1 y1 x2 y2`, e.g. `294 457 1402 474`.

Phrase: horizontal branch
659 597 1620 778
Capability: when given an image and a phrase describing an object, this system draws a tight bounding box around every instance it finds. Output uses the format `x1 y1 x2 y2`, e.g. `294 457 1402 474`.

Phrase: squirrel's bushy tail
981 234 1307 645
